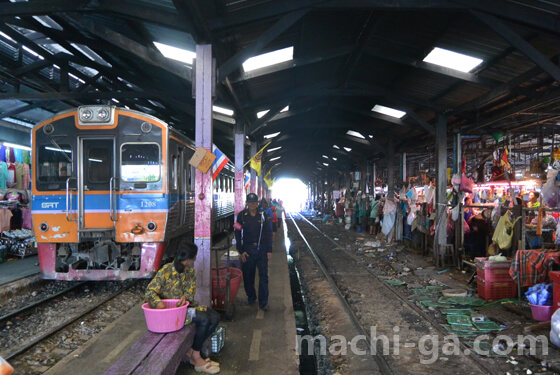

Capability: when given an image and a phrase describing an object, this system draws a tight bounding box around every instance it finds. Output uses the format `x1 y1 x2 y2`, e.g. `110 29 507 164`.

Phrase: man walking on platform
234 193 273 311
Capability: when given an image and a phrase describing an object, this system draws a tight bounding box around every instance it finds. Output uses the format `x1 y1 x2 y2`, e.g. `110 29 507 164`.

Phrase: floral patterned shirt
145 263 197 308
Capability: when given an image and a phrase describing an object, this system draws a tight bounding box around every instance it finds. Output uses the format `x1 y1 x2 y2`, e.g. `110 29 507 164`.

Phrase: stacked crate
475 257 517 300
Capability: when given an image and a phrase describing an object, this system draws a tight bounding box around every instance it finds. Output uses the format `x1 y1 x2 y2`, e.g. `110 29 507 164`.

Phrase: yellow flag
249 142 271 176
264 170 272 188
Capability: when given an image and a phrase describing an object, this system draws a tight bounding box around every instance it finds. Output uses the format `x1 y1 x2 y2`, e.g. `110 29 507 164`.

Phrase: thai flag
212 145 230 181
244 170 250 190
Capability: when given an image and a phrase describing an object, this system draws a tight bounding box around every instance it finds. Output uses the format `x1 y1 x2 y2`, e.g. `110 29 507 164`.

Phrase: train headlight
43 123 54 134
80 109 93 121
78 105 115 125
141 122 152 134
40 222 49 232
147 222 157 231
97 108 110 121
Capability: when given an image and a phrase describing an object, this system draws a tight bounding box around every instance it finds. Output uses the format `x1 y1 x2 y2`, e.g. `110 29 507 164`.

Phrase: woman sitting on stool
146 240 221 374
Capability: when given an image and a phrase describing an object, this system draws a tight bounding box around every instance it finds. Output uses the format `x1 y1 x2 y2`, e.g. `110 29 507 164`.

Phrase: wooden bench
104 324 196 375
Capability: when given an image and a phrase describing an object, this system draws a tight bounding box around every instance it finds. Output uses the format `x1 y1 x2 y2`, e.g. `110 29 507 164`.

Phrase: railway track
287 212 553 375
1 280 139 360
0 282 87 328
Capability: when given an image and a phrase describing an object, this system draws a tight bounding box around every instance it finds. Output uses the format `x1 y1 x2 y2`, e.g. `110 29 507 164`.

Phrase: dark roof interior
2 1 560 183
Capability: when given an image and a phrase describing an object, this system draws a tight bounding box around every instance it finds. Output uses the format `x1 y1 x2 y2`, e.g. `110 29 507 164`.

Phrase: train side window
37 144 73 190
121 143 161 183
172 155 178 190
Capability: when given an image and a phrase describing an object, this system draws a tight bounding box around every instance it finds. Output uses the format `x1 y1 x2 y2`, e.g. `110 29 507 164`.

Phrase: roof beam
473 11 560 84
0 0 93 17
62 13 193 82
217 9 308 82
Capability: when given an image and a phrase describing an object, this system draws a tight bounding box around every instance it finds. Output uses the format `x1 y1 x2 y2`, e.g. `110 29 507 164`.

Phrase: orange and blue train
32 105 234 280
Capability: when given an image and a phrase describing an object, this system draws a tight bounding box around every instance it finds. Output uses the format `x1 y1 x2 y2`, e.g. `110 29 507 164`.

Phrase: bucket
142 299 189 333
530 303 553 322
357 226 362 233
211 267 243 310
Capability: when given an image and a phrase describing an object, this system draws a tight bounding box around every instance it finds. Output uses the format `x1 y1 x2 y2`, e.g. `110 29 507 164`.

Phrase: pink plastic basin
142 299 189 333
529 303 553 322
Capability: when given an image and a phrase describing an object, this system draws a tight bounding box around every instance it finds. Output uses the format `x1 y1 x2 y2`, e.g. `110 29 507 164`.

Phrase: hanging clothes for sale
22 163 30 190
0 161 7 189
9 207 22 230
14 162 24 190
0 207 12 233
13 148 23 163
6 163 15 188
20 206 32 230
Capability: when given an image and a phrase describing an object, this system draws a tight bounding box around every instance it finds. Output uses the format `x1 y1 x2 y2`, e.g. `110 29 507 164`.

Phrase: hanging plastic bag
451 203 460 221
542 171 560 208
451 173 461 185
382 208 396 235
407 210 416 225
492 213 520 250
460 173 475 194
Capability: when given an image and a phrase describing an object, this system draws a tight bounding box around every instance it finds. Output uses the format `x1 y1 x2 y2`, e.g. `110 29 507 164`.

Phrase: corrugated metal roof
1 1 560 180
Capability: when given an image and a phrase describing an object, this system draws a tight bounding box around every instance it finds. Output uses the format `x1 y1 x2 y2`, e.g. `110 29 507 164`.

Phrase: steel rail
292 211 502 375
288 212 394 375
0 282 88 325
5 281 139 360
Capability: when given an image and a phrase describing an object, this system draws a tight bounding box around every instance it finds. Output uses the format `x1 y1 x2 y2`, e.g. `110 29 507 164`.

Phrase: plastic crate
211 325 227 354
476 266 513 283
477 279 517 301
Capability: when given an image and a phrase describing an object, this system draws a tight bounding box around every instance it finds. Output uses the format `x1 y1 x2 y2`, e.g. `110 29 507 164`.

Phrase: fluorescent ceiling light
213 105 234 116
332 157 337 161
257 106 289 119
154 42 195 65
371 104 406 119
343 147 352 152
346 130 365 139
322 155 329 159
45 146 71 153
256 110 269 119
369 135 373 138
267 146 282 152
89 158 103 163
112 98 119 103
4 142 31 151
333 145 340 149
423 47 483 73
270 156 281 161
323 163 329 167
243 46 293 72
263 132 280 139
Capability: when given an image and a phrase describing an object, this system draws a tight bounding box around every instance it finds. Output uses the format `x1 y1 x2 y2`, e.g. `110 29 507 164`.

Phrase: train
32 105 235 280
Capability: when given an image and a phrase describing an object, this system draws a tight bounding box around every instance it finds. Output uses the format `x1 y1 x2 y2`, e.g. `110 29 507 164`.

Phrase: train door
78 137 116 230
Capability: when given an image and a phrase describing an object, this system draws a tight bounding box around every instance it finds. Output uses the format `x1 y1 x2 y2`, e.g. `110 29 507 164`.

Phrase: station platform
0 255 40 297
44 237 299 375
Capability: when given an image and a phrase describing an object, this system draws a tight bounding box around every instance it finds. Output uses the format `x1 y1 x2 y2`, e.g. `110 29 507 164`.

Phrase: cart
211 231 242 320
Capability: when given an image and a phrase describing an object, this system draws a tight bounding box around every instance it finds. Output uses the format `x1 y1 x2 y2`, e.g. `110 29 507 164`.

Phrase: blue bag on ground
525 283 553 306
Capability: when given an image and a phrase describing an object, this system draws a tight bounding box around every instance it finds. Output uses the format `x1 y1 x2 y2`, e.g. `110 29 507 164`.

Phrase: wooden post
193 44 214 307
234 121 245 216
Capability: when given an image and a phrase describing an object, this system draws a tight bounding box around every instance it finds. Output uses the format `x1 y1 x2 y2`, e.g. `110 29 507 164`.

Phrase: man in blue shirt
234 193 273 311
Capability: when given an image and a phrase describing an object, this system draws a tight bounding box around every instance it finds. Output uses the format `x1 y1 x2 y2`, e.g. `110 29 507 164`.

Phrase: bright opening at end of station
271 178 308 213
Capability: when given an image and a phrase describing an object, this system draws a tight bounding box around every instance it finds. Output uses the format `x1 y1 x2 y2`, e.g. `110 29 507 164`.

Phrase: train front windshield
37 144 73 191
